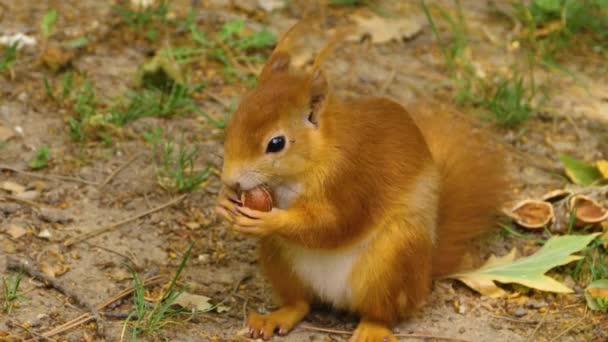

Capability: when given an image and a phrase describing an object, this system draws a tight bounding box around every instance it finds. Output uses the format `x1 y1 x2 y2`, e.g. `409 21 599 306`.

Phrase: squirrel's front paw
232 206 285 235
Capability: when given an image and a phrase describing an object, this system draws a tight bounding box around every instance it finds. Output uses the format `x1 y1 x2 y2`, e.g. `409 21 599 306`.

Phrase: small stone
45 188 67 204
0 202 21 214
198 254 210 263
457 304 467 315
185 221 200 230
513 307 527 317
38 207 72 223
458 327 466 334
38 229 52 239
16 190 39 201
524 300 548 309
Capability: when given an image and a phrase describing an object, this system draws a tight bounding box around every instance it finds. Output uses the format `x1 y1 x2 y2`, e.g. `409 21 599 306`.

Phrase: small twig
0 165 99 186
488 313 539 325
30 275 164 341
527 309 550 342
63 194 187 247
214 38 253 75
298 323 472 342
86 242 138 268
0 194 45 209
379 67 397 95
102 312 132 319
6 257 105 336
205 91 233 109
548 308 588 342
99 154 141 189
7 320 57 342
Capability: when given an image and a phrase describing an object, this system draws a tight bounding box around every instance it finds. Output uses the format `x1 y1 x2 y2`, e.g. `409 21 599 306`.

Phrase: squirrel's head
221 49 330 192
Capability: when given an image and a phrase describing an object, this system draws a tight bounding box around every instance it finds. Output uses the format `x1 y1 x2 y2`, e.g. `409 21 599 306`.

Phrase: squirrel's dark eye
266 136 286 153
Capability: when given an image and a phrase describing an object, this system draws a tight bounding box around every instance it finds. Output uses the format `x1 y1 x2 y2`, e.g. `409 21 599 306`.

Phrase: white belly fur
280 233 375 309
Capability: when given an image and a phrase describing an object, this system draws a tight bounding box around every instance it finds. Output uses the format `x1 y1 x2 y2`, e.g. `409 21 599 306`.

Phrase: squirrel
215 21 509 342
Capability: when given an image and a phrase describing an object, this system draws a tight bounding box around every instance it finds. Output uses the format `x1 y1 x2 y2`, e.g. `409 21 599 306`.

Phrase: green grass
2 268 26 314
40 8 57 38
68 79 98 142
28 146 51 170
478 69 538 127
513 0 608 63
109 83 203 126
0 43 19 74
122 243 193 341
114 0 169 41
144 128 212 193
421 0 541 127
572 236 608 283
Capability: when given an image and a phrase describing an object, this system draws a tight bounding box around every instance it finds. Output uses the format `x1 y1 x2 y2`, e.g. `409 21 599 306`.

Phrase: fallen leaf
108 268 132 281
39 44 74 72
0 126 15 142
347 13 423 44
5 224 27 239
559 154 602 186
585 279 608 312
1 181 26 194
507 199 554 229
448 233 601 298
569 195 608 226
172 292 213 312
596 160 608 179
40 249 70 277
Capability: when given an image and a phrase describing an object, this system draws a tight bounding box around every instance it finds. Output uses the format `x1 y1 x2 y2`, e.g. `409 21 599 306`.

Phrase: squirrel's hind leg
349 219 434 341
247 237 313 340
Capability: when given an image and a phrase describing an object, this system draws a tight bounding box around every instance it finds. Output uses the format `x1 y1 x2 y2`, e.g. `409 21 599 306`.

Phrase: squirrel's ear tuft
307 68 328 126
259 51 291 83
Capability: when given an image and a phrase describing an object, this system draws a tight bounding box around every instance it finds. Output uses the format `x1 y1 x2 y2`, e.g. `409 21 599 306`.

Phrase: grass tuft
2 268 26 314
0 43 19 74
144 127 212 193
28 145 51 170
122 243 193 341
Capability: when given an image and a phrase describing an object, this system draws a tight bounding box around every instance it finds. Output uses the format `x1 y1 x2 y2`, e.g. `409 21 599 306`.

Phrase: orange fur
217 22 509 341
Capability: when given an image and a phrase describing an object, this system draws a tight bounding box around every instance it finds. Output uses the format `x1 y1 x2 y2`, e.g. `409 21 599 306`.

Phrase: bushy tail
409 100 510 277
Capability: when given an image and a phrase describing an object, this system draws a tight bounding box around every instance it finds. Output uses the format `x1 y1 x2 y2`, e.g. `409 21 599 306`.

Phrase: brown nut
240 185 273 212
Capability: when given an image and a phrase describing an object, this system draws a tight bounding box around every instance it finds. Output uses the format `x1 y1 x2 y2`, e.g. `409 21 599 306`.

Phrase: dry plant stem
86 242 138 268
298 323 472 342
527 309 550 342
0 194 45 209
549 308 588 342
63 194 187 247
379 67 397 95
99 154 141 189
7 320 57 342
0 164 99 186
29 275 164 342
6 257 105 337
488 313 539 325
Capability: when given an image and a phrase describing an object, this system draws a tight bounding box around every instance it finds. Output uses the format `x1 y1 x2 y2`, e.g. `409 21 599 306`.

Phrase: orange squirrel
216 22 508 342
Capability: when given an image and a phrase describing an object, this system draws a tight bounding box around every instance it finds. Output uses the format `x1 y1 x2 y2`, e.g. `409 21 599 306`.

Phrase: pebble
458 327 466 334
38 207 72 223
513 306 527 317
0 202 21 214
524 299 548 309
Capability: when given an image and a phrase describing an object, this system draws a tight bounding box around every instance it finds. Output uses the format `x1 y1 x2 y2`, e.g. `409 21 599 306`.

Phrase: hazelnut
240 185 273 212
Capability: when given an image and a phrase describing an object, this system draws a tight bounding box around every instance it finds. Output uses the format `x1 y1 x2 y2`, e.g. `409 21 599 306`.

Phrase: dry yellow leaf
596 160 608 179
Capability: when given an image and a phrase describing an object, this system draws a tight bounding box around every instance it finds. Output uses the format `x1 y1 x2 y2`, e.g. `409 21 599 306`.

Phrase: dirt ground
1 0 607 341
